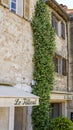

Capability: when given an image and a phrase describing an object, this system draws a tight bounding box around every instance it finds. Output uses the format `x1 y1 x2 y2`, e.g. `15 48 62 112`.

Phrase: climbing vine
31 0 55 130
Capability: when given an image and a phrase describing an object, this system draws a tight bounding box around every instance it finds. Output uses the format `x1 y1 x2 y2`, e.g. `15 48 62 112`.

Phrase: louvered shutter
1 0 9 7
62 58 66 76
61 22 65 39
17 0 23 17
52 13 56 29
24 0 30 19
58 21 61 37
53 56 58 73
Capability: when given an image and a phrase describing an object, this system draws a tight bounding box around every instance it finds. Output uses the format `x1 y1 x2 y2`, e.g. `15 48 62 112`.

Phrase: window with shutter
54 54 62 75
61 22 65 39
1 0 9 7
52 13 60 36
24 0 30 19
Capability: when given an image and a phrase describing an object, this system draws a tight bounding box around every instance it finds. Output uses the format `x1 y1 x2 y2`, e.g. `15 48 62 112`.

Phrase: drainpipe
66 21 69 92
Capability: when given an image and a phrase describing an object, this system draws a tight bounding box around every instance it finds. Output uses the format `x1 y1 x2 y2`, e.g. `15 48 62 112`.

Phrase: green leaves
49 116 73 130
31 0 55 130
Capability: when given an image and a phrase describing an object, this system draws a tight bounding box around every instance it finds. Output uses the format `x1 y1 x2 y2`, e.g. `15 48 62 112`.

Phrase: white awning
0 86 39 107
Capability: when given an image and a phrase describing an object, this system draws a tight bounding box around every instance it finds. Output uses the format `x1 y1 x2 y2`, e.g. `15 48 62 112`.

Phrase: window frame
54 54 67 76
1 0 9 8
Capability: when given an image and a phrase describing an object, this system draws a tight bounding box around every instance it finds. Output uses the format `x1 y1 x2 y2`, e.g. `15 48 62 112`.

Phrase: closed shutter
1 0 9 7
24 0 30 19
61 22 65 39
53 56 58 73
17 0 23 17
58 21 61 37
52 13 56 29
62 58 66 76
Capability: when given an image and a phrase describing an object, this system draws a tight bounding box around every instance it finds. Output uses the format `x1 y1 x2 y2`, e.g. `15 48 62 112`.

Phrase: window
1 0 30 19
50 103 62 119
54 54 67 76
52 13 65 39
11 0 16 13
52 13 59 35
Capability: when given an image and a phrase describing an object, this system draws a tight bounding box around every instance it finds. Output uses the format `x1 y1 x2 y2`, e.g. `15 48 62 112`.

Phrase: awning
0 86 39 107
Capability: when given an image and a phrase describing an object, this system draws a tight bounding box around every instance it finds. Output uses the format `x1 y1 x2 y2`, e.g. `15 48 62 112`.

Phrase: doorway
14 107 23 130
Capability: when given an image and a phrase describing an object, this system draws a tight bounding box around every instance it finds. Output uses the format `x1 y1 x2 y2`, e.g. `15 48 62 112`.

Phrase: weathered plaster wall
0 5 34 86
54 74 67 91
49 7 68 92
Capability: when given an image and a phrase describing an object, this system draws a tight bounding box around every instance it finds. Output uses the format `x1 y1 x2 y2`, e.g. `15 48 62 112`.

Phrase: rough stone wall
68 17 73 91
54 74 67 91
0 5 34 86
49 7 68 92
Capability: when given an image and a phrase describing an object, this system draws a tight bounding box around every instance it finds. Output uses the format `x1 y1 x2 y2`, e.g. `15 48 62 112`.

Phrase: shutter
17 0 23 17
24 0 30 19
52 13 56 29
1 0 9 7
58 57 62 74
62 58 66 76
58 21 61 37
61 22 65 39
53 56 58 73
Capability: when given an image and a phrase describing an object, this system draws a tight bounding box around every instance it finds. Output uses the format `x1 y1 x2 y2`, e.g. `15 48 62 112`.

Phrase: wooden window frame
54 54 67 76
1 0 9 8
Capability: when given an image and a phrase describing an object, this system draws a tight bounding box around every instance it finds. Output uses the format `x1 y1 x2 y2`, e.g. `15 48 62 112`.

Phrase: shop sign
14 98 39 106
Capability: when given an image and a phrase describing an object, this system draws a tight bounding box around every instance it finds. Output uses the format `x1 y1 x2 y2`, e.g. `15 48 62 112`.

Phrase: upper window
52 13 65 39
54 54 67 76
1 0 30 19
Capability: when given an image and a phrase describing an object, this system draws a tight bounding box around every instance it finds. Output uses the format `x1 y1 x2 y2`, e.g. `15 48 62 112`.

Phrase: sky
56 0 73 9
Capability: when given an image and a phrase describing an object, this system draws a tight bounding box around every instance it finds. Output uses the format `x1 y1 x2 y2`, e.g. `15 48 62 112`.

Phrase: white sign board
0 97 39 107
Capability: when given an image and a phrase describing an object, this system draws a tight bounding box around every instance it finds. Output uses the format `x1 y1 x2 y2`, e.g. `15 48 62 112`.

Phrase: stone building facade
46 0 73 120
0 0 73 130
0 0 39 130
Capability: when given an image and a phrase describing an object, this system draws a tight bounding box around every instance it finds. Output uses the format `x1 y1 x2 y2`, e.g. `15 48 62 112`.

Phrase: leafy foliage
49 116 73 130
31 0 55 130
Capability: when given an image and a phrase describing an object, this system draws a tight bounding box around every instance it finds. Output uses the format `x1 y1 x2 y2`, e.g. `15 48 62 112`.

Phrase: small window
1 0 30 20
54 54 67 76
52 13 60 36
54 55 62 74
1 0 9 7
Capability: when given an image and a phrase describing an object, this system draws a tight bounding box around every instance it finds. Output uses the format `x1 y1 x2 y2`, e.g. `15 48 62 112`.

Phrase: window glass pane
12 0 16 2
50 103 62 119
11 2 16 9
11 8 16 13
11 0 16 13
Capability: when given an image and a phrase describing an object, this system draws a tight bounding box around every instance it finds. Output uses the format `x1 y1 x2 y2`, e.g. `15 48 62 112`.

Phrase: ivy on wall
31 0 55 130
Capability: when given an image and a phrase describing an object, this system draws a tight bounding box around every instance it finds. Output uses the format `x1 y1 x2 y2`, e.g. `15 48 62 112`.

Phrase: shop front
0 86 39 130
